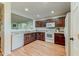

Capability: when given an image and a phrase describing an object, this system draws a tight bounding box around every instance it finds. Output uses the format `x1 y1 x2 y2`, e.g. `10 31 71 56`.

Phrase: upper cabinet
45 19 55 23
55 17 65 27
35 16 65 28
35 21 46 27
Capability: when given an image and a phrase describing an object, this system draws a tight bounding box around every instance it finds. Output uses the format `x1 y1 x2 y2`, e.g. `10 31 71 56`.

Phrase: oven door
45 29 55 43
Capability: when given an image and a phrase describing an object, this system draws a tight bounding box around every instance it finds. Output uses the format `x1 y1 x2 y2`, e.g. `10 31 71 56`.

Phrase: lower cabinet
54 33 65 46
24 32 45 45
24 33 36 45
36 32 45 41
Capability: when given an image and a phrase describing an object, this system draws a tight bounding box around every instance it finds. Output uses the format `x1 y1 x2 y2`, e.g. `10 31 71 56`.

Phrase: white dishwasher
11 32 24 50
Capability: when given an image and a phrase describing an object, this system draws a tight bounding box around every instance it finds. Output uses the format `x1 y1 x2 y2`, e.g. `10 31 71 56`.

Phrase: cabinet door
40 32 45 41
24 34 29 45
28 34 32 42
24 34 31 45
55 17 65 27
24 33 37 45
35 21 45 27
54 33 65 46
59 17 65 27
31 33 36 41
36 32 40 40
36 32 45 41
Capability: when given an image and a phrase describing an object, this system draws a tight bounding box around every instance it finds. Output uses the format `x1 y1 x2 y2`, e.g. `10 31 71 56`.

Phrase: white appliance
46 22 55 28
45 29 55 43
12 32 24 50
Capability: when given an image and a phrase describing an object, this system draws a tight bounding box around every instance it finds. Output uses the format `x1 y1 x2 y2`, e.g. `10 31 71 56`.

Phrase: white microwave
46 22 55 28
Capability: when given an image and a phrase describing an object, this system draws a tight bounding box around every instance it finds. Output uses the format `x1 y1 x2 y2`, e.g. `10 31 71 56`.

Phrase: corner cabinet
24 32 45 45
24 33 36 45
55 17 65 27
36 32 45 41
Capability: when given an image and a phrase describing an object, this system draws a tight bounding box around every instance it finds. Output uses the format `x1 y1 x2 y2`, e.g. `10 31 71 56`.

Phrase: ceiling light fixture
37 14 40 17
51 10 54 14
25 8 29 11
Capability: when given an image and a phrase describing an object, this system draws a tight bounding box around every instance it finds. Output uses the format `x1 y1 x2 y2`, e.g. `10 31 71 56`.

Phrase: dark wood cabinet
24 32 45 45
55 17 65 27
35 21 46 27
24 33 36 45
54 33 65 46
24 33 30 45
45 19 55 23
35 17 65 27
31 33 37 41
36 32 45 41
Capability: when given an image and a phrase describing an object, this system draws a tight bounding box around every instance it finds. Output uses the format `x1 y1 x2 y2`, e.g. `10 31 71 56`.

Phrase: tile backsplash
56 27 64 32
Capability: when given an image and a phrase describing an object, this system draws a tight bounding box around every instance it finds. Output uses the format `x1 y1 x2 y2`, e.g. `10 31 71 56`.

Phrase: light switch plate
78 34 79 39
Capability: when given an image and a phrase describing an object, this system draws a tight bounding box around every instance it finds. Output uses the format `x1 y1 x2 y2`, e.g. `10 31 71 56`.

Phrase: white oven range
45 29 55 43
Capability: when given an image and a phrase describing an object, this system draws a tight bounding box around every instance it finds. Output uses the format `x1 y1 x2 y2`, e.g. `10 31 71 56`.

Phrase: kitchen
11 13 66 50
10 2 70 55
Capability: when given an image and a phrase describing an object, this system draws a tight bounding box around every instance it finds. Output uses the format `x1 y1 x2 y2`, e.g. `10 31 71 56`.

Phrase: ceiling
11 13 32 23
11 2 70 20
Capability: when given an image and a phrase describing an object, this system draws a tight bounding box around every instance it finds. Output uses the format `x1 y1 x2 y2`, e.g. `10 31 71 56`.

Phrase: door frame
0 3 11 56
0 3 4 56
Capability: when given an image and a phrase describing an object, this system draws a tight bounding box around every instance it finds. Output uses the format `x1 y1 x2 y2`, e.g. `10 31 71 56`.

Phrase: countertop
11 29 36 34
55 32 64 34
11 28 47 33
11 29 64 34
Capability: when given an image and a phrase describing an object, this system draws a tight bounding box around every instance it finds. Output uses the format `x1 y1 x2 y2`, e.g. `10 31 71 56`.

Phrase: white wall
70 2 79 56
1 2 11 56
11 20 34 29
